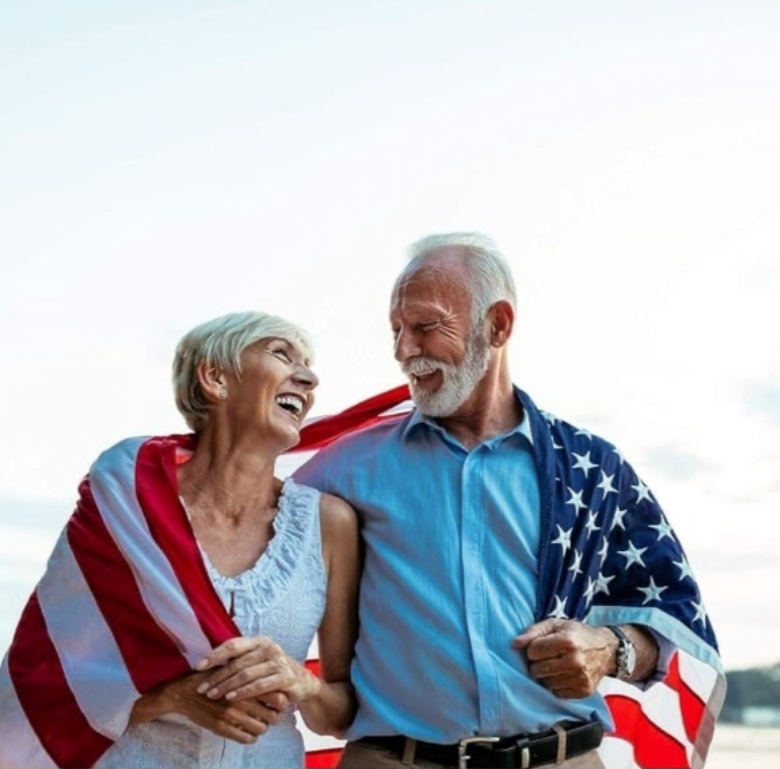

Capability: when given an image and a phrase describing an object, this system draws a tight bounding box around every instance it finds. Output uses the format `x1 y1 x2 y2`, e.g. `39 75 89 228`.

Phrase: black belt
360 720 603 768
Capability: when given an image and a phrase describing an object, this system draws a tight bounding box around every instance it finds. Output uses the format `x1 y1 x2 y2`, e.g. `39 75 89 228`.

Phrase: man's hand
512 619 617 699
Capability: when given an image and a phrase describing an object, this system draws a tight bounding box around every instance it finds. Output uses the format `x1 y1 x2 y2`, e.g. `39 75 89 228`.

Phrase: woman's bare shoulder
318 492 358 540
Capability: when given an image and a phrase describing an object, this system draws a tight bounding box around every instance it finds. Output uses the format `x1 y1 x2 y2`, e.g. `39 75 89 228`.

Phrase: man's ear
488 300 514 348
196 362 228 403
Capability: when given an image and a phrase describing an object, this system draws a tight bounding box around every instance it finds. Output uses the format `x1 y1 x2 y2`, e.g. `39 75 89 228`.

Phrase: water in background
707 725 780 768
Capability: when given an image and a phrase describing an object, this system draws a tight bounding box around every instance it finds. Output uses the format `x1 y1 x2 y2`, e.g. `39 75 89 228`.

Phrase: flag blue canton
526 398 717 651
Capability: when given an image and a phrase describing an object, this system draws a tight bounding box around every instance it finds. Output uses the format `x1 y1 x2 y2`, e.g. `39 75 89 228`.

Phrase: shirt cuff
645 626 676 681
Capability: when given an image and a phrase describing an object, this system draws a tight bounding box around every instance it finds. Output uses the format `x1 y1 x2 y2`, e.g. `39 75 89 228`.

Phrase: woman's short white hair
172 311 314 432
404 232 517 325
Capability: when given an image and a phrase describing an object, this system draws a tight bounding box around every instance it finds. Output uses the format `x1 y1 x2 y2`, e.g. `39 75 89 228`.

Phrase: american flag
0 386 724 769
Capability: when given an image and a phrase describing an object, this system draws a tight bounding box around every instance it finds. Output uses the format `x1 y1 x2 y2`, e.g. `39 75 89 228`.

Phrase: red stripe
663 653 707 744
305 747 344 768
67 478 191 692
293 385 410 451
134 436 239 647
305 659 322 677
606 693 690 769
8 594 113 768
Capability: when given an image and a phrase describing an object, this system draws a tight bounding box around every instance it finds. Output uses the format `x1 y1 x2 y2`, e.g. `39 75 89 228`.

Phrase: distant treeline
721 662 780 722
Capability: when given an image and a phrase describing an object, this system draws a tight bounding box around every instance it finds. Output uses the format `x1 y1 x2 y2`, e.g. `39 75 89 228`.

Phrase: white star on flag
692 599 708 625
549 595 568 619
583 576 597 607
552 524 572 554
565 487 588 514
595 572 615 596
596 470 618 498
572 451 598 476
567 550 583 578
631 478 654 504
618 540 648 569
674 556 694 581
650 519 674 542
611 506 628 531
598 538 609 566
638 576 668 605
584 510 601 538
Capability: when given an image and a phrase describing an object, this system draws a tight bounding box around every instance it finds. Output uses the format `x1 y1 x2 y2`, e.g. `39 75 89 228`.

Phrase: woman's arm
297 493 360 736
195 494 361 737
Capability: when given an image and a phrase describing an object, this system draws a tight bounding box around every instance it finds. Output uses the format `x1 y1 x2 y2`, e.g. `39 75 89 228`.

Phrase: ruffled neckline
195 477 320 614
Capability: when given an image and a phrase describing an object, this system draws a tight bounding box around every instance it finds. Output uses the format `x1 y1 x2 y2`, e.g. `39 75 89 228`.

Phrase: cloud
642 445 710 482
695 550 779 573
0 496 72 532
744 381 780 424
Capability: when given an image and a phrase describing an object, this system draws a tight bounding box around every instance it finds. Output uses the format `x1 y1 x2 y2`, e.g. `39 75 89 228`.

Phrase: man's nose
394 328 421 362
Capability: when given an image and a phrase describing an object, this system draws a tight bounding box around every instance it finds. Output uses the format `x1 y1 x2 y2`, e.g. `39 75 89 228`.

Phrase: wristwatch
607 625 637 680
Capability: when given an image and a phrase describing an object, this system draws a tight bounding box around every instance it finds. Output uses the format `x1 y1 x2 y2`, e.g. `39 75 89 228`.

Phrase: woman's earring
218 389 228 400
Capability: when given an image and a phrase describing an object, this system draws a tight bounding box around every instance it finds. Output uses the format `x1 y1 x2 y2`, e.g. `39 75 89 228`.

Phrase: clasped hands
157 636 317 745
513 618 617 699
159 621 613 743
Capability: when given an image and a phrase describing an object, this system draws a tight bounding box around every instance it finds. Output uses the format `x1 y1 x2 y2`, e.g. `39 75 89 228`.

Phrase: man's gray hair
405 232 517 323
172 311 313 432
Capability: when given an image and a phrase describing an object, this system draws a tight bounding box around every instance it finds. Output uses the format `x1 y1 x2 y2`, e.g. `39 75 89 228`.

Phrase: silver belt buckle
457 736 500 769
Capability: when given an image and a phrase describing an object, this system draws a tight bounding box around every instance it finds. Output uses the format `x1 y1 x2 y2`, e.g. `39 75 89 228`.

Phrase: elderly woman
0 312 359 769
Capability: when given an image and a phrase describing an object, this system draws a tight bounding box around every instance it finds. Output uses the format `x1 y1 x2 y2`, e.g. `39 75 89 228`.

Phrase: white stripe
306 634 320 661
89 437 212 666
276 450 315 478
678 648 719 703
601 675 693 765
36 532 139 740
0 658 57 769
597 674 635 700
597 735 639 769
379 400 413 417
600 676 696 759
638 679 694 763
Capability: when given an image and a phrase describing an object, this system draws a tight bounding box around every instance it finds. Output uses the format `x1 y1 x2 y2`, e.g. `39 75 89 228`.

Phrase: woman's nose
293 364 319 390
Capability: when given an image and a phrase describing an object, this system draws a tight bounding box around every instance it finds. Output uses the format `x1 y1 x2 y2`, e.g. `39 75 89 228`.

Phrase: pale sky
1 1 779 671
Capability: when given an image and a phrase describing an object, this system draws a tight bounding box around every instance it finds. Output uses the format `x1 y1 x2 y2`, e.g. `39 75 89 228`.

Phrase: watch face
625 642 637 676
609 626 637 680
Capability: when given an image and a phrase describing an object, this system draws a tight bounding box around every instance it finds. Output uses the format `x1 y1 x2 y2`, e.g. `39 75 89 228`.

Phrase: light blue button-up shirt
294 390 607 741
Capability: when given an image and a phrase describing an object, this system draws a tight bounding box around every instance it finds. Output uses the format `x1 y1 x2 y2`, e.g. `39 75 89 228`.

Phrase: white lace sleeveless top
96 478 327 769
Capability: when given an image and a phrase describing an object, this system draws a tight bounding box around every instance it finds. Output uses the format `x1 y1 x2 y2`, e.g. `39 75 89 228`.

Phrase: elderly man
295 233 721 769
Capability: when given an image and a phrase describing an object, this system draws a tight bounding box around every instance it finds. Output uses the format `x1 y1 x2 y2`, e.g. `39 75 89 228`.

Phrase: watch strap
607 625 634 679
607 625 632 646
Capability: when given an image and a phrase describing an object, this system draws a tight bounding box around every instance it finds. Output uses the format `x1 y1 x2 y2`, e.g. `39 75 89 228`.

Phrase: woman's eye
273 347 292 362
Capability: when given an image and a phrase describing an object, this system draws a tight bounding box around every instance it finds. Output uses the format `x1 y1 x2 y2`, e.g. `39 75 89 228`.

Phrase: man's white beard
403 329 491 417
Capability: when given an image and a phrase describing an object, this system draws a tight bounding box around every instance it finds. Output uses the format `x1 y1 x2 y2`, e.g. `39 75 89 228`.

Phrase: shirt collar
401 386 533 446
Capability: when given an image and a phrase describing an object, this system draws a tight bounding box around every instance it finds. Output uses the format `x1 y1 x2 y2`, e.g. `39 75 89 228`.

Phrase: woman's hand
130 670 285 745
196 636 320 705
